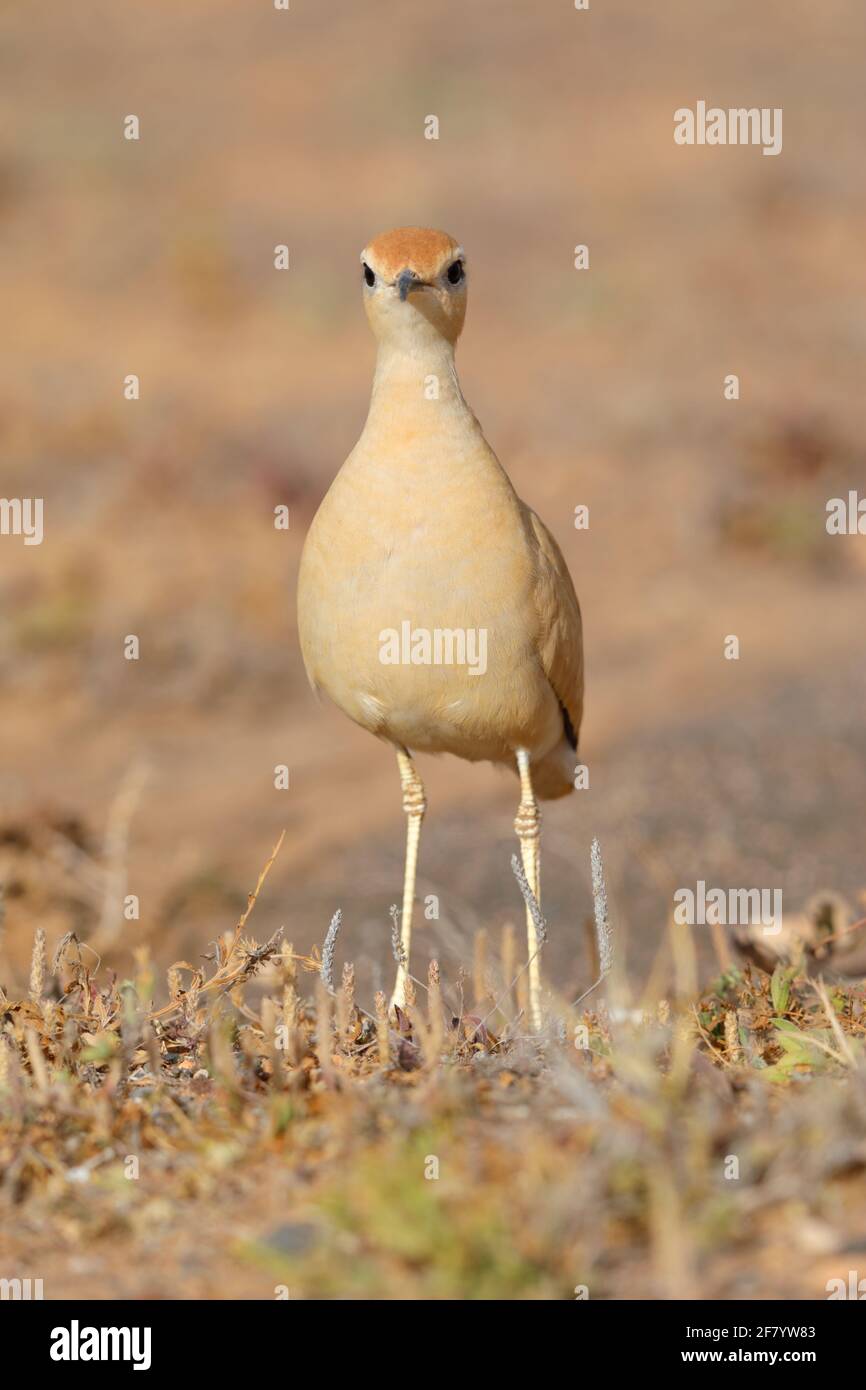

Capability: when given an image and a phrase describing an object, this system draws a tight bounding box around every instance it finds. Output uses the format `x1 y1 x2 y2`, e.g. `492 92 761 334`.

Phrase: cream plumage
298 227 583 1025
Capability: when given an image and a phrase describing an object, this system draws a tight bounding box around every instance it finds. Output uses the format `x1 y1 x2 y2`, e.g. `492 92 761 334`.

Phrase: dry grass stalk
812 977 859 1067
668 907 698 1004
648 1163 695 1299
709 919 733 974
95 761 148 950
410 983 432 1065
152 832 287 1027
500 923 516 1015
390 904 406 968
570 840 615 1010
336 961 355 1047
375 990 390 1067
473 928 488 1007
281 940 300 1066
427 959 444 1062
42 998 55 1037
590 838 613 979
510 853 548 950
583 913 599 982
29 927 46 1002
208 1018 240 1098
24 1026 49 1097
320 909 342 995
119 984 142 1067
260 996 284 1088
515 967 528 1019
724 1009 741 1064
669 1011 697 1093
144 1017 162 1083
315 978 335 1084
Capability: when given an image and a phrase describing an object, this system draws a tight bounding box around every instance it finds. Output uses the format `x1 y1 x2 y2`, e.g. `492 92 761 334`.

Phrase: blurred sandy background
2 0 865 999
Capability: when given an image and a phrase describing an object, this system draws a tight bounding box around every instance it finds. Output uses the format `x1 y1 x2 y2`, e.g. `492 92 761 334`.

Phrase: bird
297 227 583 1028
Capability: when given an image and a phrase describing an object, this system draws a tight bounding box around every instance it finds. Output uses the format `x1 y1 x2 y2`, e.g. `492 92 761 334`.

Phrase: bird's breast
297 438 560 759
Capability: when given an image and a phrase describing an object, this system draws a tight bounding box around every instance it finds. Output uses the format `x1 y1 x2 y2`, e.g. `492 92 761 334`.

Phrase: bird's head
360 227 467 348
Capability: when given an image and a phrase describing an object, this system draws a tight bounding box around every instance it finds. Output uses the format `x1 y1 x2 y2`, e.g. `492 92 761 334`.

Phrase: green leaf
770 963 796 1015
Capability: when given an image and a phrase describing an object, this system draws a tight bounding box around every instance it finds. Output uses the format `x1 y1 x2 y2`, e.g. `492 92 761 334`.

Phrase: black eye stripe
447 259 464 284
363 262 375 287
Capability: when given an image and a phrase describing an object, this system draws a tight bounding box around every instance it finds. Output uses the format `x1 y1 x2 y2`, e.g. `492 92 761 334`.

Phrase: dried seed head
390 905 406 966
281 940 297 986
590 837 613 978
320 910 342 995
29 928 46 1003
724 1009 741 1064
510 854 548 948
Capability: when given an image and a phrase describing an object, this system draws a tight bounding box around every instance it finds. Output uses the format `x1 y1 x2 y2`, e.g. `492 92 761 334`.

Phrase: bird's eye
363 262 375 287
447 259 464 285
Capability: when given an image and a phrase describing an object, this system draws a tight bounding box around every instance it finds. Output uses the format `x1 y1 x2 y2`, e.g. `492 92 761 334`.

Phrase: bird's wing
525 507 584 749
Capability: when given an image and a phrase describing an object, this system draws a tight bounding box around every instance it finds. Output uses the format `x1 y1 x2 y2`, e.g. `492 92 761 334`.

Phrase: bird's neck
361 338 478 448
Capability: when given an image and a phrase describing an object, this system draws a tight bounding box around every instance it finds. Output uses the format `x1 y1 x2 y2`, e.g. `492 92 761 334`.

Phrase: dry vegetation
2 833 866 1301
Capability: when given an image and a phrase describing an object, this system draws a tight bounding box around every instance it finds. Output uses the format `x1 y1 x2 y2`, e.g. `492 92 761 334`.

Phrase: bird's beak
396 268 426 301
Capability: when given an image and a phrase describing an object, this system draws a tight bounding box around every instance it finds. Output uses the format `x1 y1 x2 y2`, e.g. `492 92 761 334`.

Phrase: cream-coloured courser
298 227 583 1028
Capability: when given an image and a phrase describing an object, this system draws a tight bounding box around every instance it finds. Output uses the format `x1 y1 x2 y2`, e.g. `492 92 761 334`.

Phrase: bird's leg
515 748 543 1030
390 747 427 1011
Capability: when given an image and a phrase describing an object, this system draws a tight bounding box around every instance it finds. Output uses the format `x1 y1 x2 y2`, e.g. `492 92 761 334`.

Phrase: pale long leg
515 748 543 1030
390 747 426 1010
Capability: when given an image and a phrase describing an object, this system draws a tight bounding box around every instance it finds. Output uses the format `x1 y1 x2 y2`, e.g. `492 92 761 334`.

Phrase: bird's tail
532 739 577 800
